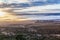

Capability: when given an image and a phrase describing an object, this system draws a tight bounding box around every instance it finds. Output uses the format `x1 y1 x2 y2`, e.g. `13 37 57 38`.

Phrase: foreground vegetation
0 20 60 40
0 28 60 40
0 35 60 40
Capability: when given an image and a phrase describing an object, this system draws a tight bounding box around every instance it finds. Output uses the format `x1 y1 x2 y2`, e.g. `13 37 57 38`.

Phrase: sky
0 0 60 3
0 0 60 20
19 4 60 13
0 0 29 3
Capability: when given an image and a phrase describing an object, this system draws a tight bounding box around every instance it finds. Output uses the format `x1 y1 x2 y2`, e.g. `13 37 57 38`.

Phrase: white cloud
0 0 29 3
19 4 60 13
26 15 60 20
29 0 47 2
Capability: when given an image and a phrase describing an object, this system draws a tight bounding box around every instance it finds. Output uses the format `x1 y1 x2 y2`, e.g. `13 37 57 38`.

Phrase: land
0 20 60 40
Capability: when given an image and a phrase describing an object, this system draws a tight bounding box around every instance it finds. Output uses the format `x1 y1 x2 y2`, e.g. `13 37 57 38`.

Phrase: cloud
26 15 60 20
17 15 60 20
0 0 29 3
19 4 60 13
29 0 47 2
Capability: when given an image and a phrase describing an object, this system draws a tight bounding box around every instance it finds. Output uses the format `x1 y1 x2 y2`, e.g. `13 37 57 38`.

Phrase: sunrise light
0 11 6 17
0 8 28 22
